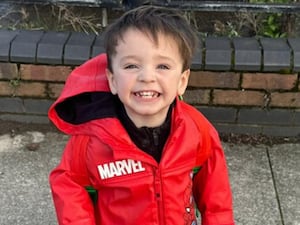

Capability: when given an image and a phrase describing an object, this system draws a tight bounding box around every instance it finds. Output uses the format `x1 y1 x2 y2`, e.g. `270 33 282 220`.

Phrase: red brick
213 90 265 106
20 64 71 82
270 92 300 107
0 81 14 96
242 73 297 90
14 82 47 97
0 80 45 97
183 89 210 104
189 71 240 88
48 83 64 99
0 63 18 80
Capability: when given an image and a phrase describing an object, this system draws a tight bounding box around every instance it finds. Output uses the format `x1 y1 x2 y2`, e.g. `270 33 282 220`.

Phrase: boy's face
106 28 190 128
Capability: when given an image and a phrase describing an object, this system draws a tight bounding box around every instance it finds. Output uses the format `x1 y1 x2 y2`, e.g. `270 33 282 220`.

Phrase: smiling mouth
134 91 160 98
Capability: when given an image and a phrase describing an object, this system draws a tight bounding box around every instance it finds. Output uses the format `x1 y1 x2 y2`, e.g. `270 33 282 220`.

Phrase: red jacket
49 54 235 225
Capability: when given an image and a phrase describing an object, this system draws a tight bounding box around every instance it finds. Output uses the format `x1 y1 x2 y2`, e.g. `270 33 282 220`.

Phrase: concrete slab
0 132 66 225
223 143 282 225
0 131 298 225
268 144 300 225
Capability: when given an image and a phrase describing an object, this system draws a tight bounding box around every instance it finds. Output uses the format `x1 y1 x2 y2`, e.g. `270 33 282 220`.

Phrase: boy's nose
138 68 156 82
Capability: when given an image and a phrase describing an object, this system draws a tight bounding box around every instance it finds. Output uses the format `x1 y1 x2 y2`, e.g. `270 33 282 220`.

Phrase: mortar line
266 147 285 225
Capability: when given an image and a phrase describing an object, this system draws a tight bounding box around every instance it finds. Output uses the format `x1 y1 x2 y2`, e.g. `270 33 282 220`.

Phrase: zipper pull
153 129 159 146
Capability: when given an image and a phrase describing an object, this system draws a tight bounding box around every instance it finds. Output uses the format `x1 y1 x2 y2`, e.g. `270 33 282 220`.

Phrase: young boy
49 5 235 225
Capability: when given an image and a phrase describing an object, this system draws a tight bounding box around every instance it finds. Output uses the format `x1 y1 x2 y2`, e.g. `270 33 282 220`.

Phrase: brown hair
104 5 198 72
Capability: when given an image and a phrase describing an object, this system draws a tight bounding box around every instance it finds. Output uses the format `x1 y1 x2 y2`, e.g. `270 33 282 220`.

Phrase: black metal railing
1 0 300 13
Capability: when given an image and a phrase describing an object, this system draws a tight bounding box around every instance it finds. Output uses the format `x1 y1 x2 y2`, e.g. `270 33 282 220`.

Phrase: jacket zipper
153 129 159 146
154 168 165 225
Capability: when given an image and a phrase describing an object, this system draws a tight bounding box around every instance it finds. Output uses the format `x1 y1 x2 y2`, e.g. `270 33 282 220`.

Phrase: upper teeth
136 91 158 97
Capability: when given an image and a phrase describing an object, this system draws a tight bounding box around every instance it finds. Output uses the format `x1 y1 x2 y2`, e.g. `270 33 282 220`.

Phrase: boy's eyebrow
156 54 177 61
120 55 177 64
119 55 140 62
154 54 180 65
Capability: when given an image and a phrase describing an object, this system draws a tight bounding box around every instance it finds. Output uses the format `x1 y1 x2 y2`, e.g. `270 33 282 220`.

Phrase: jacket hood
48 54 117 135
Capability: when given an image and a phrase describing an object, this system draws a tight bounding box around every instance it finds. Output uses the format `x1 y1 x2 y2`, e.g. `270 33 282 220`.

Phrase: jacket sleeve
49 136 96 225
193 128 235 225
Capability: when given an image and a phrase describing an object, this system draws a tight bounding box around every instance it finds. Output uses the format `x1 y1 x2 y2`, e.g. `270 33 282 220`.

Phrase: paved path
0 131 299 225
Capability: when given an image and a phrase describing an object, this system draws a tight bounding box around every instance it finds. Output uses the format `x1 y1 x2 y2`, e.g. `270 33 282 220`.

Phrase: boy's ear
106 68 117 95
177 69 190 96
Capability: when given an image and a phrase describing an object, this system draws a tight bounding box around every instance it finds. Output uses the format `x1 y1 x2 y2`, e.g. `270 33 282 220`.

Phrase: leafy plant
211 0 296 37
9 79 20 88
261 13 286 37
249 0 291 37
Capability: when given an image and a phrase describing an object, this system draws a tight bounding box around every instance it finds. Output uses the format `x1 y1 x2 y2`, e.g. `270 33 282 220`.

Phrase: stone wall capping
63 32 96 65
0 30 298 73
92 34 105 58
191 37 203 70
232 37 261 71
10 30 44 63
37 31 70 65
205 36 232 71
287 38 300 72
0 30 19 62
260 38 291 72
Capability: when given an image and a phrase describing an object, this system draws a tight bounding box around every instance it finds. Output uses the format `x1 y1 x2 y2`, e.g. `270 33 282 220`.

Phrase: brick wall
0 30 299 137
0 63 71 123
0 62 299 137
185 71 300 137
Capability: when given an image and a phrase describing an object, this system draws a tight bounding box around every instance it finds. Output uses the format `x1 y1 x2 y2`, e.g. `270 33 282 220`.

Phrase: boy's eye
124 64 138 69
157 64 170 70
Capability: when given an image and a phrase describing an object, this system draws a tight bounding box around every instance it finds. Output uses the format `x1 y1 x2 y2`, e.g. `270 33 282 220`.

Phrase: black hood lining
55 92 119 125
